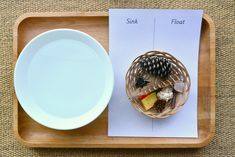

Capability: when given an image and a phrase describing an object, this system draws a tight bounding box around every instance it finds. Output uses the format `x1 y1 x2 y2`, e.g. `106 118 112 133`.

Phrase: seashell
174 81 185 93
175 92 187 109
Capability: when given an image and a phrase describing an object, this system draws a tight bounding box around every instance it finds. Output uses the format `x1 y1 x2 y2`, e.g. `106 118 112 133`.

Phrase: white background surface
108 9 203 137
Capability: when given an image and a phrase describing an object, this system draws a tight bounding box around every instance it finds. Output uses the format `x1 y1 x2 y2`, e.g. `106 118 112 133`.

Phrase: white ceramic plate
14 29 114 130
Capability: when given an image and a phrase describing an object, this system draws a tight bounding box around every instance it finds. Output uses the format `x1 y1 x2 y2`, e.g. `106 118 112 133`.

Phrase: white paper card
108 9 203 137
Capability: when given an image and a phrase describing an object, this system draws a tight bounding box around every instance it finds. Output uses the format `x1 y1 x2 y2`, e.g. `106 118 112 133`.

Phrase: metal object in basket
126 51 191 118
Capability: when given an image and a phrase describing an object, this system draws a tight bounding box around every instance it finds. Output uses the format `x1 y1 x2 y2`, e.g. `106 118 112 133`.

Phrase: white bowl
14 29 114 130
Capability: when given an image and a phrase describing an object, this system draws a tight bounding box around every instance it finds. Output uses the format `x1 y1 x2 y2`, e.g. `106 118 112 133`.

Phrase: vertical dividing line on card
153 17 156 50
152 118 154 131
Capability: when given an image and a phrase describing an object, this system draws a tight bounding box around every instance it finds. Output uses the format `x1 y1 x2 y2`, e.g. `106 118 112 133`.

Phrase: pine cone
154 100 166 113
139 56 172 78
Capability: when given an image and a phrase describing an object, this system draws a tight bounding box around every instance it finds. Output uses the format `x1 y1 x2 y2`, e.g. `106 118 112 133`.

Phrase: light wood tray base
13 12 215 148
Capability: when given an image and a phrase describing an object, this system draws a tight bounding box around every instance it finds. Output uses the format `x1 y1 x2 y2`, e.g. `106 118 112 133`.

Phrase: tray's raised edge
13 12 23 146
12 12 216 148
12 13 29 147
195 14 216 148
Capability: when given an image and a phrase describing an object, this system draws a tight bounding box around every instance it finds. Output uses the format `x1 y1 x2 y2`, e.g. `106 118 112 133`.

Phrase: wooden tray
13 12 215 148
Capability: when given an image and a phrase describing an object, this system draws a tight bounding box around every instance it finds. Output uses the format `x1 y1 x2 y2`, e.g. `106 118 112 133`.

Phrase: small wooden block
141 92 157 110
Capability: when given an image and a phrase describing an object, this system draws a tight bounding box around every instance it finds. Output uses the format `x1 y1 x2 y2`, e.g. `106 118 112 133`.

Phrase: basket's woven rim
125 51 191 118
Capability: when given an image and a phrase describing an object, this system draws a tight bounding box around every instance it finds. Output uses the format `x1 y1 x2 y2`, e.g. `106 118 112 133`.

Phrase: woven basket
126 51 191 118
